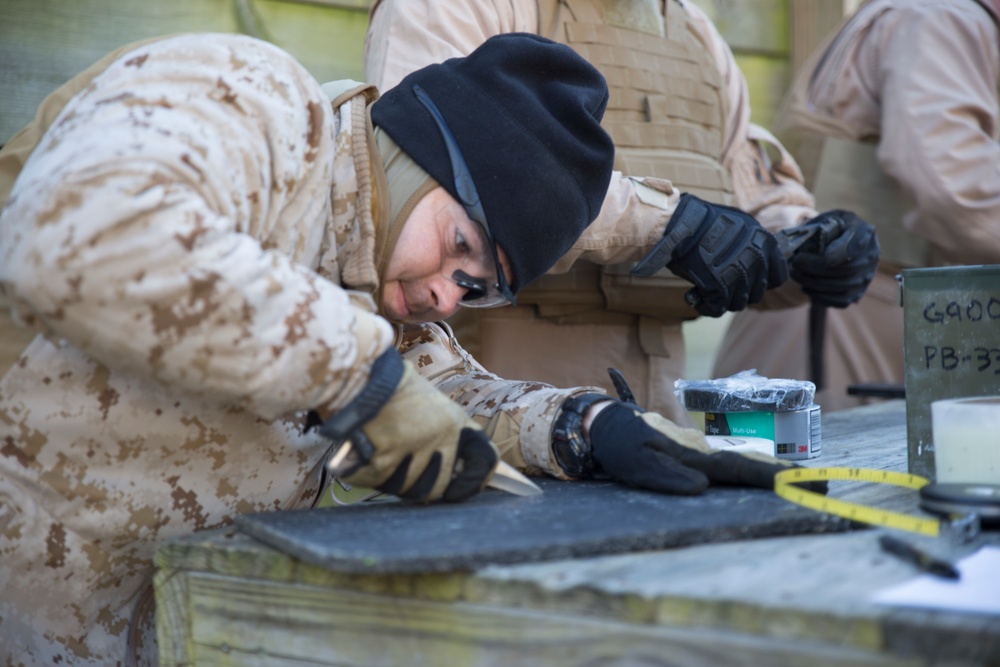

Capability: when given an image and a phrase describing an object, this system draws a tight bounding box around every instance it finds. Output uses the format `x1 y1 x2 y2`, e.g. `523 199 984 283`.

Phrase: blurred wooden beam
0 0 372 144
789 0 850 77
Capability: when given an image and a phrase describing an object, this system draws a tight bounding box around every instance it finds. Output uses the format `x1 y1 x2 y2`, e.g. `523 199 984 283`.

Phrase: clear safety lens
451 269 510 308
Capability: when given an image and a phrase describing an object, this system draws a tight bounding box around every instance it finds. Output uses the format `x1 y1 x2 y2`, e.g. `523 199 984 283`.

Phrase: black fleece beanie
370 33 615 295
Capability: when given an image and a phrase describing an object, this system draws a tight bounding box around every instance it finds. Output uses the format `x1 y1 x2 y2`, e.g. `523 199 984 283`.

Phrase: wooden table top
154 400 1000 667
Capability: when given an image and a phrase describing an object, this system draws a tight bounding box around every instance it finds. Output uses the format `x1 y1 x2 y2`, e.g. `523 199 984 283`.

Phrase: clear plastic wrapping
675 370 816 413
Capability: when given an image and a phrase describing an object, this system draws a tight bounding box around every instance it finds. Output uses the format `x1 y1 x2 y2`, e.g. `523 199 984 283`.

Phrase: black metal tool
878 534 960 580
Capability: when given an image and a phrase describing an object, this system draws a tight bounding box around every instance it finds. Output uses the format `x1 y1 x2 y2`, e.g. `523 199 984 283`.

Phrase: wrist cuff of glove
552 393 612 479
631 193 708 277
319 347 404 446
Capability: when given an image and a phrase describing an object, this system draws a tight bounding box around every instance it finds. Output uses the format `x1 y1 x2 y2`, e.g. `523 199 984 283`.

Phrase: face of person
381 186 513 323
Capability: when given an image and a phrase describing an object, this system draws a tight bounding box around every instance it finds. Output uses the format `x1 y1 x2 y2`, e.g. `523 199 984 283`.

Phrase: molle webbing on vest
514 0 731 328
546 0 733 201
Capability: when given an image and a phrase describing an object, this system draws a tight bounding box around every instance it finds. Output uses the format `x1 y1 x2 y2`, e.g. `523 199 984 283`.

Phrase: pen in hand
878 534 961 580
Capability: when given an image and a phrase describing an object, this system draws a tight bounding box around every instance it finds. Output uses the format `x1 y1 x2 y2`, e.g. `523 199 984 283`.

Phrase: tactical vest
516 0 734 323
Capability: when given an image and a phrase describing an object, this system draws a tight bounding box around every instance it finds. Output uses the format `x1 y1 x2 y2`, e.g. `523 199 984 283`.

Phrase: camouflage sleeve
396 322 605 479
0 34 394 420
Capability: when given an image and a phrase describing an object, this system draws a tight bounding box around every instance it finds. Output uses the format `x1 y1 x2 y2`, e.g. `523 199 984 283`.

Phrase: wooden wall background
0 0 372 144
0 0 855 156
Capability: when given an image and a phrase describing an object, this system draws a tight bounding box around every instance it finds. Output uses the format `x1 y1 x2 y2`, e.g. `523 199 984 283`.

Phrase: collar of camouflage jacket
316 83 385 305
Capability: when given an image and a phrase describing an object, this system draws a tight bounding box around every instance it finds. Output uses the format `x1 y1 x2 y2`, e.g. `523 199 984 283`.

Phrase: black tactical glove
581 397 827 496
632 193 788 318
320 348 499 503
788 210 880 308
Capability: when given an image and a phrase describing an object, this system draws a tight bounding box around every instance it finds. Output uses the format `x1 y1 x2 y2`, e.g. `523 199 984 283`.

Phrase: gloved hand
631 193 788 318
320 348 498 503
587 398 827 496
788 210 880 308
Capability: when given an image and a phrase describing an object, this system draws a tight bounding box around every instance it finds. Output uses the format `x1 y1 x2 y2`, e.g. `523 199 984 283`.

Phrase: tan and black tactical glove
631 193 789 318
787 210 880 308
320 348 499 503
567 395 827 496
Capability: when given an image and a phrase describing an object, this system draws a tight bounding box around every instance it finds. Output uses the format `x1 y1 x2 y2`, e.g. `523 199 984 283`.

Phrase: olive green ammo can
900 266 1000 480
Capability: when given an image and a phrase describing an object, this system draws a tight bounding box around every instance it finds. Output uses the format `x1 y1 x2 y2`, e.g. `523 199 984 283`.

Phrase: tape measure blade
774 467 940 537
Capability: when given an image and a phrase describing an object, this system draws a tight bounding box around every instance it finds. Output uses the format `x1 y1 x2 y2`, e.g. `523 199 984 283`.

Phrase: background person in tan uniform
713 0 1000 411
365 0 881 425
0 32 826 666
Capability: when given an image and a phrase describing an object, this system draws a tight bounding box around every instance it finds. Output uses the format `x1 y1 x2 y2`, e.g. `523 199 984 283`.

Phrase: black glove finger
791 245 873 276
442 428 499 502
678 266 729 317
766 240 790 286
686 286 728 318
747 266 770 305
832 216 879 261
621 448 710 495
790 255 874 307
791 274 867 307
640 436 787 491
377 453 413 497
692 449 786 489
790 264 869 292
719 264 751 311
590 403 711 495
597 437 709 495
395 452 443 502
691 450 829 494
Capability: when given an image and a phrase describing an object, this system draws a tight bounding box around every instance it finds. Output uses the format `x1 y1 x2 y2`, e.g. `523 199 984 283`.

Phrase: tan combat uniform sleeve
0 35 394 422
397 323 602 479
865 4 1000 263
365 0 536 91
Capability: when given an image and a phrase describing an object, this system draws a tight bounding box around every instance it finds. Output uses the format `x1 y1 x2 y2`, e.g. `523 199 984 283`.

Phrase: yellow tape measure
774 467 940 537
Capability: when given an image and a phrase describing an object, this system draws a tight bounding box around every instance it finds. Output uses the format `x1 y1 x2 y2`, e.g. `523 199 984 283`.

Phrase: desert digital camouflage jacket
0 33 593 666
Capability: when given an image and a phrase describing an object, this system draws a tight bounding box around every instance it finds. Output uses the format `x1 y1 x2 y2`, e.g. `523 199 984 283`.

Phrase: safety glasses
413 84 516 308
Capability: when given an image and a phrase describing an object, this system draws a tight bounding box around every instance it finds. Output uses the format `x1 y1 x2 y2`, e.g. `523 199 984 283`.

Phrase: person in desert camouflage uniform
0 32 822 666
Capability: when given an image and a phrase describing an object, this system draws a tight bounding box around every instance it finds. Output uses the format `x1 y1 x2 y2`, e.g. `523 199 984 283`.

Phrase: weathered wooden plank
155 401 1000 667
165 570 917 667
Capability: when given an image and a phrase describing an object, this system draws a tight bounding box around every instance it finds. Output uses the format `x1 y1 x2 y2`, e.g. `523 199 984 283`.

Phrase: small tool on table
878 534 961 580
